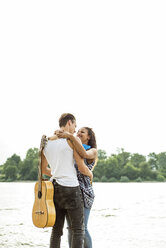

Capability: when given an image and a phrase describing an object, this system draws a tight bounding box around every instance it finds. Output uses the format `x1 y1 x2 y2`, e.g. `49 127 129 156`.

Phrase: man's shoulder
66 139 74 150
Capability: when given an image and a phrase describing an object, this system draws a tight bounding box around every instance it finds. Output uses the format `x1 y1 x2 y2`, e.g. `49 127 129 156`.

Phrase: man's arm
73 149 93 182
41 151 52 177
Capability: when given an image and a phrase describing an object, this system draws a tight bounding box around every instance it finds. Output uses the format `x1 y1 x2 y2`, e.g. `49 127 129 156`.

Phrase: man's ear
68 120 72 126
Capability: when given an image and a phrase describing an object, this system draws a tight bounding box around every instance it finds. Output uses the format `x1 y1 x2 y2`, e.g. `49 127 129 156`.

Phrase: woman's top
44 139 79 187
75 147 95 209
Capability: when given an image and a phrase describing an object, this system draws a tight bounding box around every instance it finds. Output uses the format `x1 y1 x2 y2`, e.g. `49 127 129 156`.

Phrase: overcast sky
0 0 166 165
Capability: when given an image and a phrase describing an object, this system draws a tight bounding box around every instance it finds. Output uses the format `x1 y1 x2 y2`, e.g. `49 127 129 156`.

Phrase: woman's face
77 128 90 144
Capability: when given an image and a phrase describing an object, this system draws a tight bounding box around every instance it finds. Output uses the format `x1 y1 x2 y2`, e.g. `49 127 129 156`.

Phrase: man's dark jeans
50 181 84 248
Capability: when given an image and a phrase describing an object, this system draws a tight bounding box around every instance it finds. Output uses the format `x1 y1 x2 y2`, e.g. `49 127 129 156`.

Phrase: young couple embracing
42 113 97 248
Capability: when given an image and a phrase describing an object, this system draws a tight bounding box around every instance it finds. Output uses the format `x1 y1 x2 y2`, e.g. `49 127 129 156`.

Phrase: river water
0 182 166 248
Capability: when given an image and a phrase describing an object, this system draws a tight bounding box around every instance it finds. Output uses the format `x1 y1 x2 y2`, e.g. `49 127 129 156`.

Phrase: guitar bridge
35 211 44 215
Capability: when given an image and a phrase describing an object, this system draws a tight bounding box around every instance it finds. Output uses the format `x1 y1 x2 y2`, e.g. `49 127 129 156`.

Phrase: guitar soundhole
38 191 42 199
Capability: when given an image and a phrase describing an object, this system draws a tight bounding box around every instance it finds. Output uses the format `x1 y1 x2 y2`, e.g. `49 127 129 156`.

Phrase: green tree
5 165 18 180
135 177 142 182
157 152 166 177
93 159 105 180
3 154 21 172
20 159 32 180
113 148 131 169
122 162 140 180
108 177 117 182
130 153 146 168
156 174 165 182
20 148 39 180
97 149 107 160
139 162 152 179
26 148 39 160
120 176 130 182
0 165 5 180
3 154 21 180
147 152 158 170
104 156 120 179
10 154 21 165
101 175 108 182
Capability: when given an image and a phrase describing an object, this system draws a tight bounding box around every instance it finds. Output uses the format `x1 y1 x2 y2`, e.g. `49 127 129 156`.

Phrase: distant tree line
0 148 39 181
94 149 166 182
0 148 166 182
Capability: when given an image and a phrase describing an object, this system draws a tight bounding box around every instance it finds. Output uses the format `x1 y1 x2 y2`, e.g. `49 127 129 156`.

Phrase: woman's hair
83 127 97 149
84 127 98 169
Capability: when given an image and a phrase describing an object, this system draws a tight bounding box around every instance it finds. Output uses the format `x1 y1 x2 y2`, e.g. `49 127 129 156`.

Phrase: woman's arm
70 134 97 159
73 149 93 183
56 131 97 159
41 151 52 177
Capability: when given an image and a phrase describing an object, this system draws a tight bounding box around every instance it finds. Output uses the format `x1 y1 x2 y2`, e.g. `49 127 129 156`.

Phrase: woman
56 127 97 248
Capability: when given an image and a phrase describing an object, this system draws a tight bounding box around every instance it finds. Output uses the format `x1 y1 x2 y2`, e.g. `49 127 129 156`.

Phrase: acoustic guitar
32 135 56 228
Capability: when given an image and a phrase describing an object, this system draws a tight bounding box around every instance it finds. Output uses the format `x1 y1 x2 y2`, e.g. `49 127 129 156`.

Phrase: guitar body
32 180 56 228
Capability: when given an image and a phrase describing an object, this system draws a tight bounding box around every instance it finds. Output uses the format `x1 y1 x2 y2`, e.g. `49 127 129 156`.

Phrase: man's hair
59 113 76 127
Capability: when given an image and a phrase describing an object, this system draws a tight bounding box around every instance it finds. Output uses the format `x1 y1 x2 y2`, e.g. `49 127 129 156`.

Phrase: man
41 113 93 248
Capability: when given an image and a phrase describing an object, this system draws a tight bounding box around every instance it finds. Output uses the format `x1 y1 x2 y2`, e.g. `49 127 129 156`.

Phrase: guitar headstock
40 135 48 150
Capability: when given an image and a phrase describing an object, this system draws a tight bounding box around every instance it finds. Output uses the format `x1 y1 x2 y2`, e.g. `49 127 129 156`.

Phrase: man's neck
61 126 70 133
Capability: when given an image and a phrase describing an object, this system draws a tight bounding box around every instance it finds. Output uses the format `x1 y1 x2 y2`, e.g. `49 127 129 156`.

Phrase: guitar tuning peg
40 135 48 149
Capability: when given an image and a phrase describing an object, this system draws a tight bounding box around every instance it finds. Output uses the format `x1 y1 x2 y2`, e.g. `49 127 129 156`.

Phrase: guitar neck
37 135 47 196
38 149 42 194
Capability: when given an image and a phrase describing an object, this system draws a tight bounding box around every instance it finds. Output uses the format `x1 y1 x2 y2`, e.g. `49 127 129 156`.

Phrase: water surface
0 182 166 248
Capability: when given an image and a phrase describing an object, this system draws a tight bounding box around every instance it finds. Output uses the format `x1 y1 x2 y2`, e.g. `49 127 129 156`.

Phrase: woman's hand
54 130 71 139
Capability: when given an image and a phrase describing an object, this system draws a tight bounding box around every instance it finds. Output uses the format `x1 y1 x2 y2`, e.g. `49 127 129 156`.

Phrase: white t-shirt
43 138 79 187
